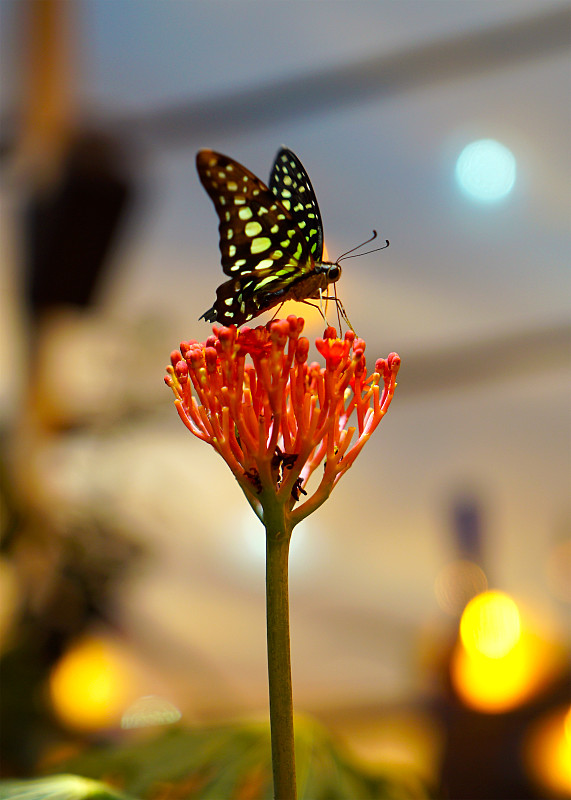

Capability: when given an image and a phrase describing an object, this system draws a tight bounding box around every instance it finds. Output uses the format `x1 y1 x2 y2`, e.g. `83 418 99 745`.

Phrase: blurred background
0 1 570 798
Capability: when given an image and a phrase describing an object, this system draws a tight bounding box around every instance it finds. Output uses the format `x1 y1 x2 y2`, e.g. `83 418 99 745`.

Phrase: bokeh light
524 705 571 797
238 508 317 576
459 590 520 659
455 139 516 202
336 711 443 789
451 632 536 713
49 635 136 731
121 694 182 729
434 560 488 616
452 593 562 713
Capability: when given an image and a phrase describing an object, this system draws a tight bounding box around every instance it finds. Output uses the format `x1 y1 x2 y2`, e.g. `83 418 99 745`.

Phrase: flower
165 316 400 527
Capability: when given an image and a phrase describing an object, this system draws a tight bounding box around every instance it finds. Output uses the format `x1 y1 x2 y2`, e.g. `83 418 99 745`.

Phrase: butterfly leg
332 284 342 334
314 294 355 334
317 288 338 331
335 292 355 333
299 299 329 325
318 288 329 325
268 302 286 323
338 301 355 333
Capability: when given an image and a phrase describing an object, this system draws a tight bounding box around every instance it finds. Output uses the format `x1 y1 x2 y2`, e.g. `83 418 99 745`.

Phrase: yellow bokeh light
460 590 520 659
451 633 538 713
524 705 571 797
49 636 134 731
453 590 566 716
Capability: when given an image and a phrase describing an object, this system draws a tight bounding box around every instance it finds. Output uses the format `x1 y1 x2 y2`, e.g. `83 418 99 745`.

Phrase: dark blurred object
0 473 145 775
5 5 135 764
10 1 133 314
432 494 571 798
452 496 483 564
23 129 132 314
438 670 570 800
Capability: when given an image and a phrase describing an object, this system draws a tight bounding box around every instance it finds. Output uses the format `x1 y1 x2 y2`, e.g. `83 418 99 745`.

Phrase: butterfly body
197 148 342 326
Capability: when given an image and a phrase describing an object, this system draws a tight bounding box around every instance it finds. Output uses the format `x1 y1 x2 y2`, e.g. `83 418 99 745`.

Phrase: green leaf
47 719 431 799
0 775 133 800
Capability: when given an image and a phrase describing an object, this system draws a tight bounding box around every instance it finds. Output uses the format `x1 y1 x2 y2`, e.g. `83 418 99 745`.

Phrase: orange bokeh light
524 705 571 797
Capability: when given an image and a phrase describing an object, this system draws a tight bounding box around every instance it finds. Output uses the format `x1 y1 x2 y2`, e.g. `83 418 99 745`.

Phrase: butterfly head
317 261 342 284
317 229 391 287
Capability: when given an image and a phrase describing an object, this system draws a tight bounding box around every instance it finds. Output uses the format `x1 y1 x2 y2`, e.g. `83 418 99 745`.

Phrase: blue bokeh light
455 139 516 202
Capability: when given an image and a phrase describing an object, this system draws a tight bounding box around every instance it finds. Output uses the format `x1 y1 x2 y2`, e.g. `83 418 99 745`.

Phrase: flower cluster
165 317 400 527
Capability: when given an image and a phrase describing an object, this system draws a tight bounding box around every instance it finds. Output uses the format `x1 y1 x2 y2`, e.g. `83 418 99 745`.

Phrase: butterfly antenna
336 230 378 261
269 302 286 323
337 230 389 263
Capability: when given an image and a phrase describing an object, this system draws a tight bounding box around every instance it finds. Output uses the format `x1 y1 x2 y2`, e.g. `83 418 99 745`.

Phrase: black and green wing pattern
197 148 338 326
269 148 324 263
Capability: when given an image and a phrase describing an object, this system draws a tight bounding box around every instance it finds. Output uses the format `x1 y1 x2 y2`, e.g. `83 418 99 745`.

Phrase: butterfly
197 147 360 328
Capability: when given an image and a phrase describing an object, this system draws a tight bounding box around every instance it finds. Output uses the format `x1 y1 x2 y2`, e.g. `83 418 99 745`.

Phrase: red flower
165 317 400 526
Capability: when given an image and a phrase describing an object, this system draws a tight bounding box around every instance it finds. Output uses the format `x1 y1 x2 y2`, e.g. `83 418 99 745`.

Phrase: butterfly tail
200 277 251 326
199 304 217 323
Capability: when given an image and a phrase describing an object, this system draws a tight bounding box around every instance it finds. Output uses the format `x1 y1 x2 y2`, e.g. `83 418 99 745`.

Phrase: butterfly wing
269 148 324 263
201 265 313 326
196 150 314 279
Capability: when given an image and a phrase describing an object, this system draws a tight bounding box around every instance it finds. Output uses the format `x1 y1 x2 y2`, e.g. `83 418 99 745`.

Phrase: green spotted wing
269 148 324 263
197 148 331 326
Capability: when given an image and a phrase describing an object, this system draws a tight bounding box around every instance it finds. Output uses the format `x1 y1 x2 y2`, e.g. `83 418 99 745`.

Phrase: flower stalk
165 316 400 799
266 523 295 799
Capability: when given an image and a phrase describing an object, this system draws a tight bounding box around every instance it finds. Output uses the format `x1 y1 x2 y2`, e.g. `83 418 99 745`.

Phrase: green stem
265 515 297 800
